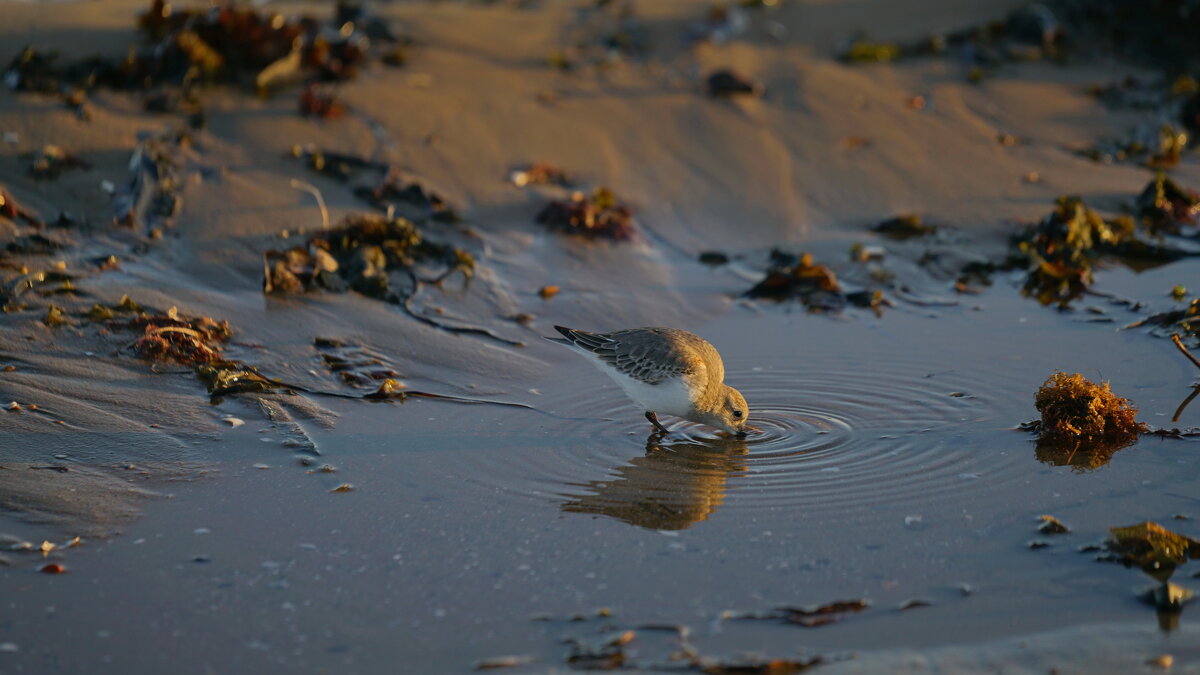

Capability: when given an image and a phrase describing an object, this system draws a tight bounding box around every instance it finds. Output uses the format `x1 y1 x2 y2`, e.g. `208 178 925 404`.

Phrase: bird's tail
543 324 577 346
547 325 611 352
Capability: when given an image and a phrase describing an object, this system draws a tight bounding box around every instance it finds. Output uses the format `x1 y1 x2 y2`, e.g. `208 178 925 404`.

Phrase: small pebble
1147 654 1173 669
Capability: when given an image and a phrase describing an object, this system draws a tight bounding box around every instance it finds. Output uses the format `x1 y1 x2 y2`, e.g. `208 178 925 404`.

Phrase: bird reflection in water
560 432 749 531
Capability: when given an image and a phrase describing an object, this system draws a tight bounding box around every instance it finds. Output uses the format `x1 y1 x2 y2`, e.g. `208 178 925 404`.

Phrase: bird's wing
554 326 702 385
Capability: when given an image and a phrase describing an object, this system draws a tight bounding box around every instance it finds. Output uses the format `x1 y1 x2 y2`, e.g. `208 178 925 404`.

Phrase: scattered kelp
1080 124 1189 168
536 188 635 241
1033 372 1144 443
1137 173 1200 235
261 213 525 345
1125 301 1200 346
542 610 823 674
4 0 400 117
1005 194 1196 307
839 3 1063 77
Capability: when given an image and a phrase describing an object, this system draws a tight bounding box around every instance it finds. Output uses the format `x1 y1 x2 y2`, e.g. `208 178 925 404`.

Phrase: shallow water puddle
5 288 1196 671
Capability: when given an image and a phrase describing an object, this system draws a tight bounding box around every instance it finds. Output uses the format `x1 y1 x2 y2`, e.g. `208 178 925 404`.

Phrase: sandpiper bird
547 326 751 436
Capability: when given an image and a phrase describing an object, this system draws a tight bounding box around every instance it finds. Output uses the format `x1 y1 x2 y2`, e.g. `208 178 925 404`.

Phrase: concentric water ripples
467 358 1035 528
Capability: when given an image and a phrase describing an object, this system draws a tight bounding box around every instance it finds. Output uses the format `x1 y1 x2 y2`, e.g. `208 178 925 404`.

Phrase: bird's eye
732 410 743 418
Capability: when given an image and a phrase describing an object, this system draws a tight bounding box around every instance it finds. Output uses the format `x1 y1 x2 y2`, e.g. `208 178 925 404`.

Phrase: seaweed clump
1033 372 1145 444
125 309 231 365
1107 522 1200 574
1011 196 1137 306
744 252 841 307
104 302 282 397
744 251 887 313
536 188 635 241
1137 172 1200 235
264 213 473 301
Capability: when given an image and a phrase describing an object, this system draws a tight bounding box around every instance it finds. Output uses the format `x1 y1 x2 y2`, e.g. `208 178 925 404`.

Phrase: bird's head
694 385 752 436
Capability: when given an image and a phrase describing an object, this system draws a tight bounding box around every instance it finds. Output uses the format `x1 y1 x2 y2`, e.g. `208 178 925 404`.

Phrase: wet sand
2 0 1200 672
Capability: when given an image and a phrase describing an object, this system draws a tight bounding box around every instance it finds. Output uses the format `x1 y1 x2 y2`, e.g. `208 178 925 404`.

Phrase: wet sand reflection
560 433 748 531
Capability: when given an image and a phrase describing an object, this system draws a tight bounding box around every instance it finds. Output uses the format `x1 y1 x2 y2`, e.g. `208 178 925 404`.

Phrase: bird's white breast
576 350 696 417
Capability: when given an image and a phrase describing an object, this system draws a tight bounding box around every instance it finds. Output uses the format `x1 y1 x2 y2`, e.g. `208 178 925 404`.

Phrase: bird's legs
645 411 671 434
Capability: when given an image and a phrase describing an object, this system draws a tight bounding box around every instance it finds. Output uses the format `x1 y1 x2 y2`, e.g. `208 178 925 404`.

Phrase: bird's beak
737 424 761 437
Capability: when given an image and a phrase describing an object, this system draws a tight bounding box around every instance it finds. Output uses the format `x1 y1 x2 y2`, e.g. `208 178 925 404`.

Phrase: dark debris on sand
263 212 473 301
744 251 889 313
536 188 635 241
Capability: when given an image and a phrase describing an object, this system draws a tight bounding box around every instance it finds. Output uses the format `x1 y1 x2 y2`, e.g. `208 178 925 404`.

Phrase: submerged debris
1107 522 1200 572
565 629 635 670
1033 372 1144 443
726 599 870 628
536 188 635 241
